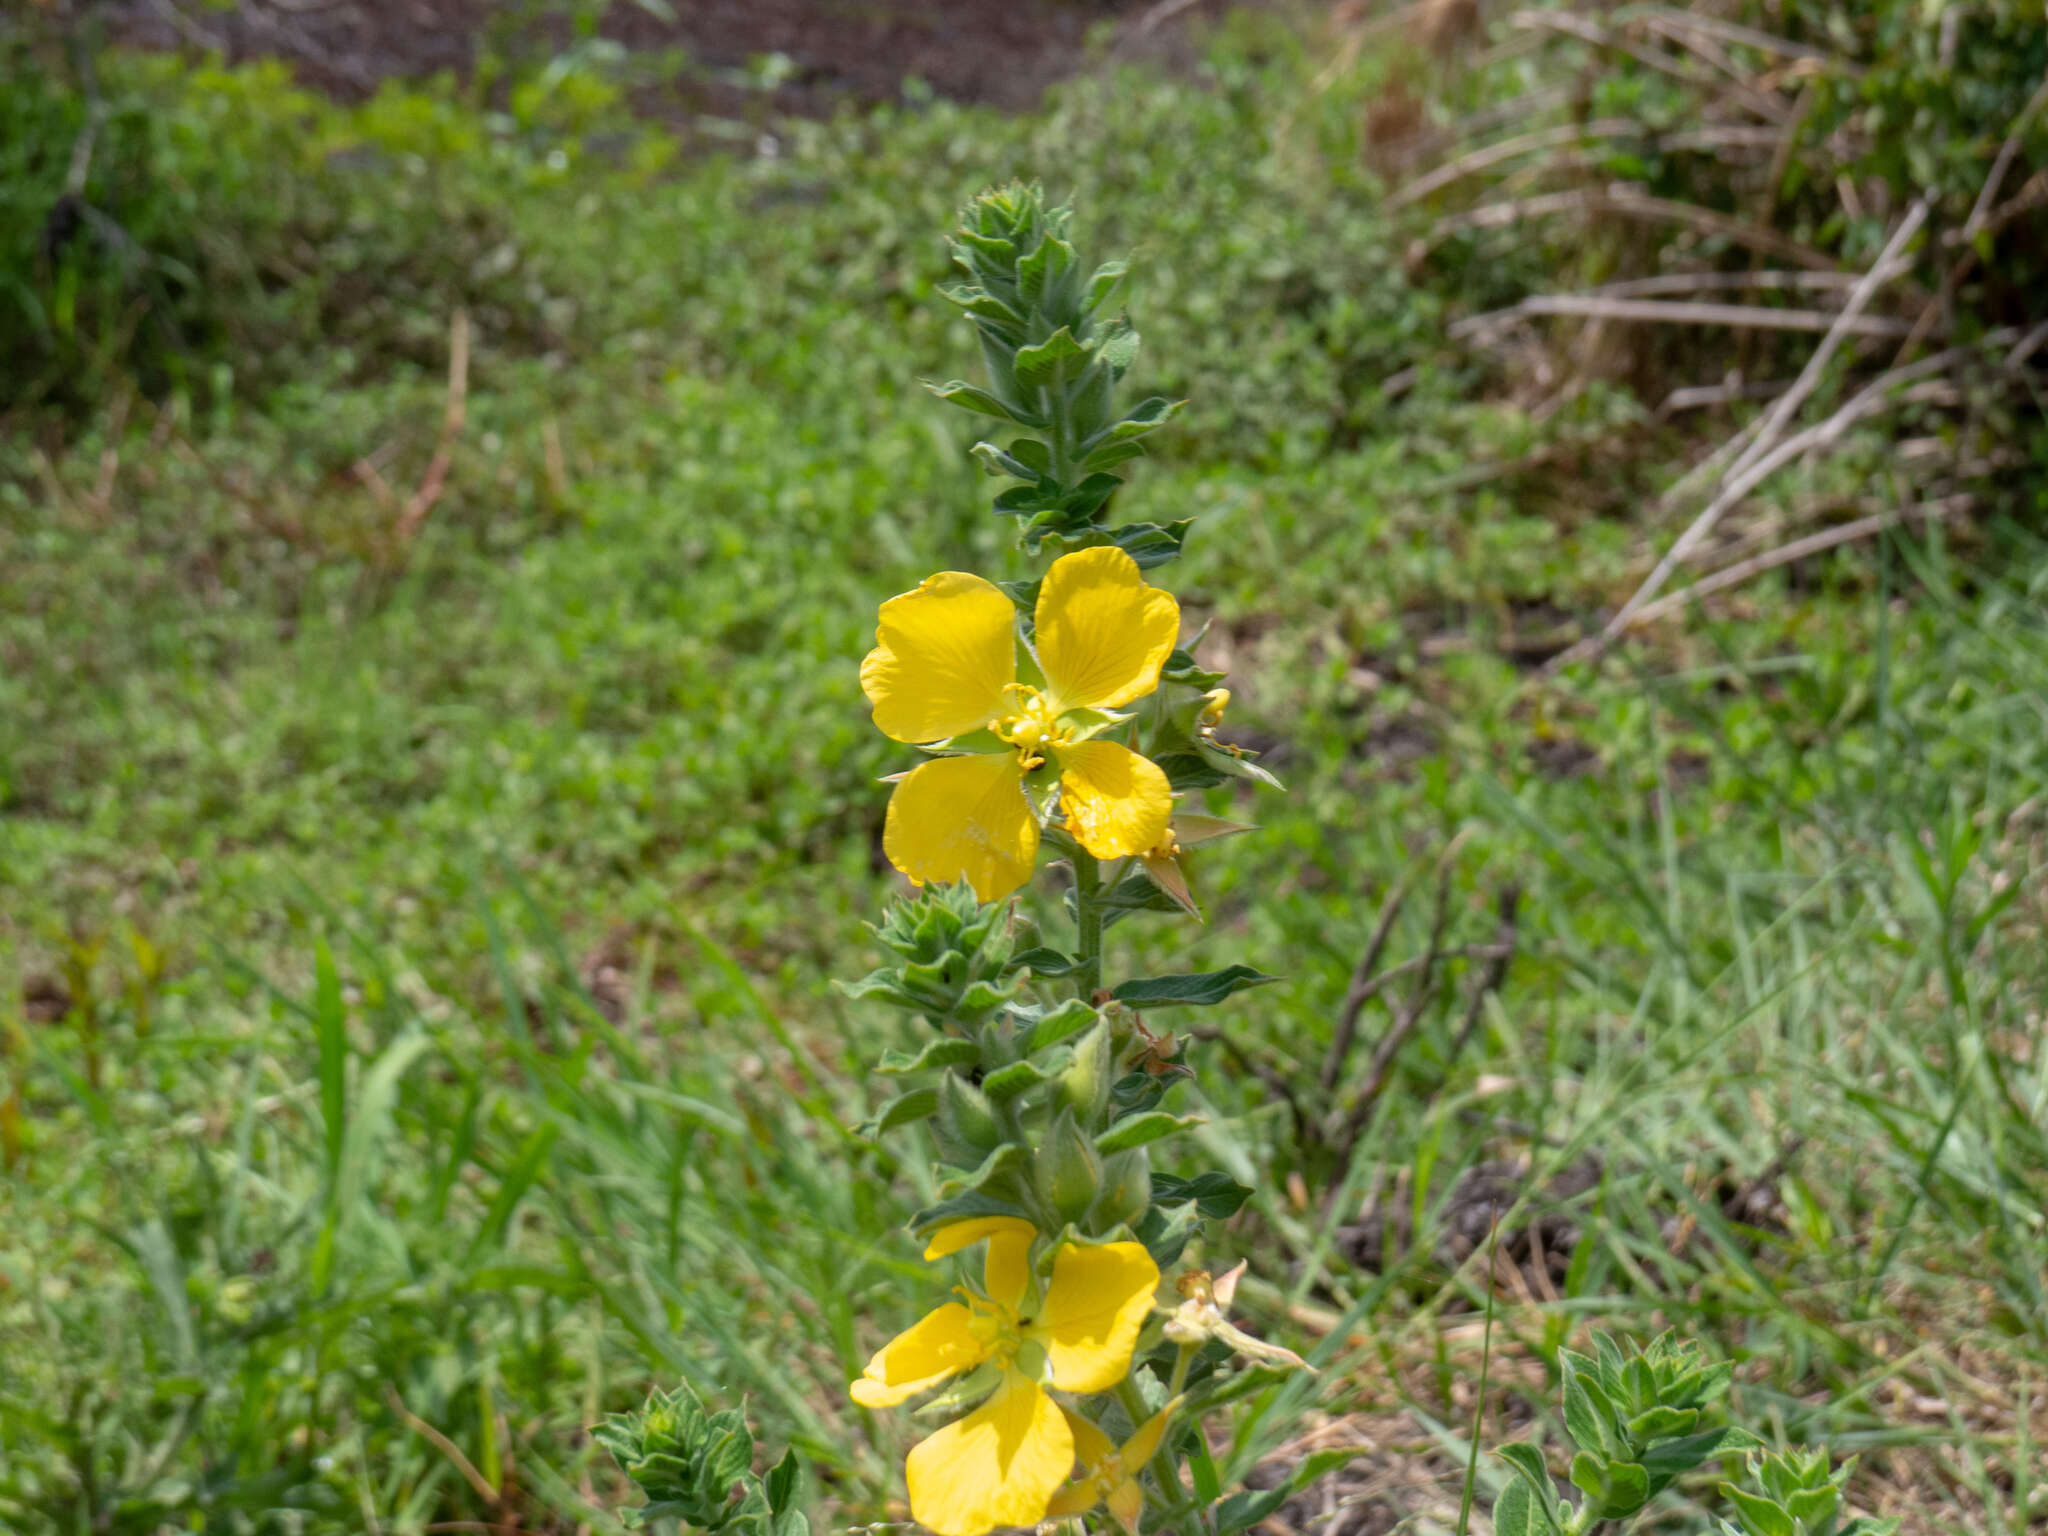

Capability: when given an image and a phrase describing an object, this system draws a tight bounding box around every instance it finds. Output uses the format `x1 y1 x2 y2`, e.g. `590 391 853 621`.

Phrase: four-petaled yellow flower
861 545 1180 902
849 1216 1161 1536
1044 1400 1181 1533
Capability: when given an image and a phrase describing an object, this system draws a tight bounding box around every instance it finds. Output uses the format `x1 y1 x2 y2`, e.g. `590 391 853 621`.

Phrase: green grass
3 14 2045 1536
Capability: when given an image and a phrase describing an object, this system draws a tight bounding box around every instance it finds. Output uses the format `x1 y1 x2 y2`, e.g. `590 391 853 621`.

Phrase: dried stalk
1616 492 1974 633
1550 201 1928 667
1426 186 1838 270
390 308 471 554
1453 294 1911 342
1319 862 1423 1093
1390 119 1640 209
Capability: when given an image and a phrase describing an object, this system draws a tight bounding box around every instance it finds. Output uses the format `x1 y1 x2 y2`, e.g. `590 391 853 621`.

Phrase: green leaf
1721 1485 1796 1536
1095 1110 1203 1153
1496 1444 1561 1524
1591 1332 1628 1399
1215 1486 1289 1534
1285 1447 1369 1492
1080 440 1147 474
982 1047 1072 1103
462 1122 560 1268
1599 1461 1650 1518
1784 1486 1840 1526
1082 259 1127 313
970 440 1046 482
1627 1405 1698 1442
1493 1474 1540 1536
926 379 1031 423
1162 636 1221 682
876 1038 982 1075
1096 318 1141 377
766 1448 801 1514
1153 751 1223 790
1014 327 1088 389
1195 735 1285 789
856 1087 938 1139
1151 1171 1253 1218
1020 998 1099 1053
1640 1427 1764 1490
1010 946 1083 976
1081 394 1183 449
1048 518 1191 569
1569 1451 1608 1502
1113 965 1280 1009
1563 1370 1618 1459
1017 233 1073 308
1081 872 1188 931
941 284 1025 328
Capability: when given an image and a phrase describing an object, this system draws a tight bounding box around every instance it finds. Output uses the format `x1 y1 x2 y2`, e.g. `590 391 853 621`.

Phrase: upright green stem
1074 850 1104 999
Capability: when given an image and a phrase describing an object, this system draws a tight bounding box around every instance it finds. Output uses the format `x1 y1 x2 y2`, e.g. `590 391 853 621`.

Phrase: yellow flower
849 1216 1161 1536
860 546 1180 902
1043 1400 1182 1533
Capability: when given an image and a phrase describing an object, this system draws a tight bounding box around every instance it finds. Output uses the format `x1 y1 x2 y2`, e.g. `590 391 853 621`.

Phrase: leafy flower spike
849 1216 1160 1536
861 545 1180 902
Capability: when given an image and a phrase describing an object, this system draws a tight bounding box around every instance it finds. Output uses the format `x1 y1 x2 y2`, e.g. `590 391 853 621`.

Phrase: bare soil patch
108 0 1241 114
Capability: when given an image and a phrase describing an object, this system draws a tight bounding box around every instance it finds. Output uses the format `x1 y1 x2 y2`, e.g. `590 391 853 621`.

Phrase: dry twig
1453 294 1911 341
1547 200 1929 669
391 308 471 554
1612 491 1974 633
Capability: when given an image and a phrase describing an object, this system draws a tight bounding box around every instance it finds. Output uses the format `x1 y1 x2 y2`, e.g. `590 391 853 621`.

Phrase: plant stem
1074 850 1104 999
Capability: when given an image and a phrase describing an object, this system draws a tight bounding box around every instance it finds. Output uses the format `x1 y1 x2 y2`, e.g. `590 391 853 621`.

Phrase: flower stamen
991 684 1073 772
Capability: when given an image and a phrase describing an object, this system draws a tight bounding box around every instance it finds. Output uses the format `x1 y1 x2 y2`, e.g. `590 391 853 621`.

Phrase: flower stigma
989 684 1072 772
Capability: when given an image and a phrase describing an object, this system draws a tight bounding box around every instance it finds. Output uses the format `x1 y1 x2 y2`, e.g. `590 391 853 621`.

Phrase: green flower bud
1036 1107 1102 1225
937 1071 1003 1156
1090 1148 1151 1231
1056 1019 1114 1124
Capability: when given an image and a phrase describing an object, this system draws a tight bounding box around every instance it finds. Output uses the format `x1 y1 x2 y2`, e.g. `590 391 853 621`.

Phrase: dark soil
108 0 1239 115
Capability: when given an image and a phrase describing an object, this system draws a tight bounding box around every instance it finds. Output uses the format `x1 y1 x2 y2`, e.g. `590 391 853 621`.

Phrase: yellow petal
883 754 1039 902
905 1375 1073 1536
1055 741 1172 860
1028 1241 1161 1393
1043 1482 1104 1520
923 1216 1039 1261
1122 1398 1182 1465
923 1216 1037 1310
1062 1409 1118 1471
1106 1475 1145 1532
861 572 1018 744
1033 546 1179 712
851 1302 988 1408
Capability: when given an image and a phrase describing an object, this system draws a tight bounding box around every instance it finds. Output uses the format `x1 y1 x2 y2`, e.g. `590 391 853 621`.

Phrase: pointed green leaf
1081 395 1183 449
856 1087 939 1139
1721 1485 1796 1536
1151 1171 1253 1219
1494 1475 1540 1536
876 1038 983 1075
1113 965 1280 1009
1082 260 1127 313
1563 1371 1615 1459
926 379 1029 422
1021 998 1099 1052
1095 1110 1204 1154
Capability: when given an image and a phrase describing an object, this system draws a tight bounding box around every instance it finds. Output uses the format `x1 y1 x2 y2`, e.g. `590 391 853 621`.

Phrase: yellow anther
1198 688 1230 730
991 684 1072 769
